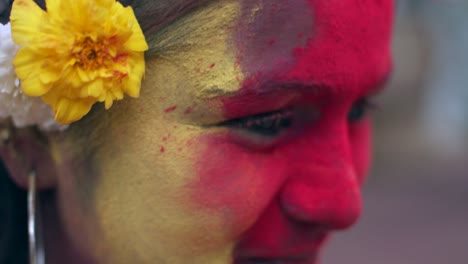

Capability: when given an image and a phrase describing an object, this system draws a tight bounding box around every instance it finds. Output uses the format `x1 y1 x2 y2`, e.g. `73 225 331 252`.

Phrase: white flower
0 23 66 131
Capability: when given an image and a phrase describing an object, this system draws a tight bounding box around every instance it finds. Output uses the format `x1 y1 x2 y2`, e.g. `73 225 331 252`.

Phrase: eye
220 109 295 147
348 98 375 122
223 110 294 136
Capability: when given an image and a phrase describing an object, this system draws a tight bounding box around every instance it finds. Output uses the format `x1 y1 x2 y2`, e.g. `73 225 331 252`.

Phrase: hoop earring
0 126 11 148
28 171 45 264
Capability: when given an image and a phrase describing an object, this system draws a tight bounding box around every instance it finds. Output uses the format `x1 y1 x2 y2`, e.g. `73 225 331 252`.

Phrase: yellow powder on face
147 0 245 100
74 1 249 263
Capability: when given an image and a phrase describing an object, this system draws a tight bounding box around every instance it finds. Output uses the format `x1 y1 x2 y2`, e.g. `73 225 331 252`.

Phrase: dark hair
0 161 28 264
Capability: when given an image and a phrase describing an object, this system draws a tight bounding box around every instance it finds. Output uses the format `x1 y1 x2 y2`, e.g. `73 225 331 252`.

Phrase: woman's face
54 0 393 263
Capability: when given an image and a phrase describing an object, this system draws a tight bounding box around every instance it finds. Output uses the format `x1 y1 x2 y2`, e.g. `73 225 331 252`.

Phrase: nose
280 156 362 230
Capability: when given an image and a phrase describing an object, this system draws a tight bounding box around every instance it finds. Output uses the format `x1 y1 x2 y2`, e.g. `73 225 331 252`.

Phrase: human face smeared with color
55 1 393 263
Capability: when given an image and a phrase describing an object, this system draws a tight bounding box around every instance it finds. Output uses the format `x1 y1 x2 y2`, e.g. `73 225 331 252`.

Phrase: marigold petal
39 66 61 84
21 77 51 97
13 48 39 78
60 68 83 89
10 0 46 46
43 0 61 17
77 67 92 83
124 80 140 97
124 9 148 52
13 49 51 96
124 53 145 98
46 95 95 125
112 89 124 100
125 33 149 52
104 95 113 109
86 79 104 98
96 0 115 8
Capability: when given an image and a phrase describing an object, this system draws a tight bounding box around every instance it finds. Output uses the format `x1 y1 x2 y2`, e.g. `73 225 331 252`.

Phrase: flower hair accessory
1 0 148 128
1 22 66 130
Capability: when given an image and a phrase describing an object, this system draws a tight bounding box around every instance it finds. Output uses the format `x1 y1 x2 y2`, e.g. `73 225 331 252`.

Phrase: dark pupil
348 99 368 121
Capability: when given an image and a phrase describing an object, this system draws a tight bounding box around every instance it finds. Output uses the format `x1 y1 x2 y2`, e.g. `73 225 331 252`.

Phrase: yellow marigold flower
10 0 148 124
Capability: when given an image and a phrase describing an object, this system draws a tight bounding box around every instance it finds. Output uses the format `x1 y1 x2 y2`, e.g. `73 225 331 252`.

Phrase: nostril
280 181 362 230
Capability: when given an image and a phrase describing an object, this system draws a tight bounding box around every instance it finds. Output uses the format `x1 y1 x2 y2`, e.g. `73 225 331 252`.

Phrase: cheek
348 119 372 183
190 132 289 239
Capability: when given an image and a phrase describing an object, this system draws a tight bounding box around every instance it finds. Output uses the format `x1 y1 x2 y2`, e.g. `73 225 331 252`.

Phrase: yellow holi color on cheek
92 126 235 263
79 1 251 263
89 117 237 263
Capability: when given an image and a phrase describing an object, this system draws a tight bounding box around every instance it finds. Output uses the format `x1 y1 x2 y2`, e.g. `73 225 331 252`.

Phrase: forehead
142 0 393 110
233 0 393 91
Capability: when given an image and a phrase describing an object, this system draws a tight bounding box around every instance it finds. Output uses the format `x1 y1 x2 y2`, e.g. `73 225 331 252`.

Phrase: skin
4 0 393 263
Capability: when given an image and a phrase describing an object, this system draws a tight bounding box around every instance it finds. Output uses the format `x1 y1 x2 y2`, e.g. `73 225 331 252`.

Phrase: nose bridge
280 127 362 230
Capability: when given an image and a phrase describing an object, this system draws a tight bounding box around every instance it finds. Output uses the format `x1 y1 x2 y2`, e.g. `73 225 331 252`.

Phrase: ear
0 123 58 190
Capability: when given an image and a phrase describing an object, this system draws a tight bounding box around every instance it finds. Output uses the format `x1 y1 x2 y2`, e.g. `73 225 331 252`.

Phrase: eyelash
221 109 294 138
348 98 377 122
218 97 376 147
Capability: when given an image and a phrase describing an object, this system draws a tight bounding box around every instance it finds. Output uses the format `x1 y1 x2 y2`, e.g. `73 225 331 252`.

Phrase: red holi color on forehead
284 0 393 89
224 0 393 117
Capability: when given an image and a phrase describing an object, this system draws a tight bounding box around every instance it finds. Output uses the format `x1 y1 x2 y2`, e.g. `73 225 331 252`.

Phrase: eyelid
348 97 380 122
218 109 294 128
218 106 321 150
218 104 320 127
215 109 294 149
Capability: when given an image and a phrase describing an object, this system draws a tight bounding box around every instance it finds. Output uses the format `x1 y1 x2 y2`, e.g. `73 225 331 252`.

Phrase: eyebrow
201 69 393 101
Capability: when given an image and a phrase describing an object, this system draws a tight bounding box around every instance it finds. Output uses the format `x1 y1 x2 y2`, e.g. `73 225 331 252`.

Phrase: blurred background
324 0 468 263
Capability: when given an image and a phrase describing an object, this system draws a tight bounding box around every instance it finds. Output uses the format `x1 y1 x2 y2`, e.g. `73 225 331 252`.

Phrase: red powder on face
184 107 194 115
268 38 276 45
292 46 305 58
192 0 393 261
164 105 177 113
163 134 171 142
160 146 165 153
